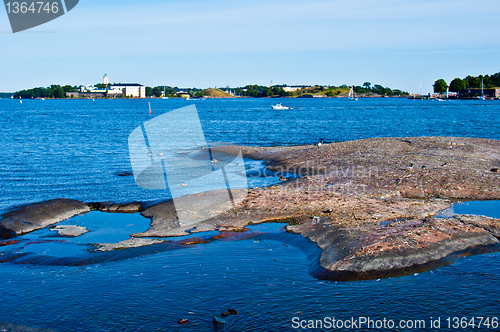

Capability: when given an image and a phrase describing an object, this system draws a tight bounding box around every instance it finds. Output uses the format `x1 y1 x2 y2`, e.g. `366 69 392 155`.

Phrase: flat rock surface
214 136 500 199
0 199 90 236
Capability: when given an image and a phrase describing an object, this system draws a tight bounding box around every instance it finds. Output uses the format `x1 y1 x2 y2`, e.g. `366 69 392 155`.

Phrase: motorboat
271 103 291 110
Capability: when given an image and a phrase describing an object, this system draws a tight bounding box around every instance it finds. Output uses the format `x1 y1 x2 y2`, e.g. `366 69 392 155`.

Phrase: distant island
431 71 500 99
11 74 409 100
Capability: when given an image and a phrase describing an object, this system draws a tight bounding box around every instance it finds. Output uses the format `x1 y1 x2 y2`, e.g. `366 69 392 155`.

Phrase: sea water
0 98 499 331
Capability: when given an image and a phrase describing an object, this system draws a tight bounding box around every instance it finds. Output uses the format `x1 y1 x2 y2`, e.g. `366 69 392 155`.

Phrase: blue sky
1 0 500 93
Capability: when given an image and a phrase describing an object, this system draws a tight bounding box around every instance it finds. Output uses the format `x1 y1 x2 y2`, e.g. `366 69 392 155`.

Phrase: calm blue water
1 98 500 331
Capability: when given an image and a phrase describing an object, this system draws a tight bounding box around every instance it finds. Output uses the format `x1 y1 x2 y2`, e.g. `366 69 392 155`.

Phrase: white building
110 83 146 98
103 74 109 86
80 85 106 93
282 85 311 92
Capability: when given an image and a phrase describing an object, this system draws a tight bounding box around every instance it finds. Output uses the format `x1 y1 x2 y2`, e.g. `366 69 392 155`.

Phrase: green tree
95 83 108 89
491 72 500 87
145 87 153 97
449 78 465 93
363 82 371 90
52 86 65 98
262 88 273 97
482 75 493 88
464 75 481 88
433 79 448 93
152 87 162 98
62 85 78 93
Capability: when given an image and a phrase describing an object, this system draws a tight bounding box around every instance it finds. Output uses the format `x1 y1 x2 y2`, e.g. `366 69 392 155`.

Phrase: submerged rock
0 199 90 236
0 227 17 240
212 316 227 328
95 238 165 252
50 225 88 237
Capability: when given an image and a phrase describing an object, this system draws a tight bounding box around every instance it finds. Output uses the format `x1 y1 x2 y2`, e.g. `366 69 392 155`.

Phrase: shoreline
5 95 414 101
1 136 500 280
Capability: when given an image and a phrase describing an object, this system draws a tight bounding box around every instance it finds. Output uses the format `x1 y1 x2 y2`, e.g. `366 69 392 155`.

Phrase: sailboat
480 80 486 100
348 86 358 101
161 87 169 99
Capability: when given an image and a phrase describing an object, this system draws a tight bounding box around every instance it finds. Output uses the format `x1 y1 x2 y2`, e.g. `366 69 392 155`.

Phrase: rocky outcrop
1 137 500 281
213 136 500 200
288 216 499 280
0 199 90 238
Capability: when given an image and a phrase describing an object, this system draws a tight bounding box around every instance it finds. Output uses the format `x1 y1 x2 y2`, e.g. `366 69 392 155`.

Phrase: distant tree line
14 85 79 99
13 82 410 99
0 92 13 98
433 72 500 93
144 85 290 98
238 85 289 97
145 86 204 98
352 82 408 96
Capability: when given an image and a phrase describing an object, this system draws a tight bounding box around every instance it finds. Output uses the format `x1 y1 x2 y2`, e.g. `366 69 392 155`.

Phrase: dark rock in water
0 227 17 239
116 171 134 177
177 319 189 325
221 312 230 316
212 316 227 328
0 199 90 236
228 308 239 315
